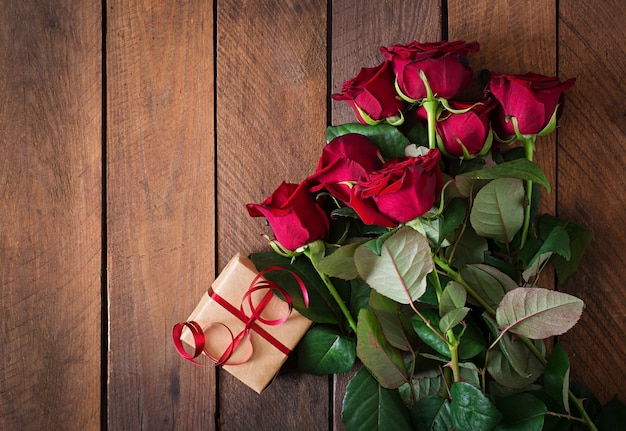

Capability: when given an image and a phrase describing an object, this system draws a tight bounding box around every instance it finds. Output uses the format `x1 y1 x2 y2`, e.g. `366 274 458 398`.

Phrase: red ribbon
172 266 308 366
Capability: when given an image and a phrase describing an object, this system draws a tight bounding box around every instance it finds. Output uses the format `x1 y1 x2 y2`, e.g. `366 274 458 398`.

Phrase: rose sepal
536 103 560 137
354 104 383 126
394 78 420 104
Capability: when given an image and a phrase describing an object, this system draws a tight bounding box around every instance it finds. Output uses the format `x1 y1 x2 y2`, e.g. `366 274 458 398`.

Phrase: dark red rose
307 133 383 203
486 72 576 137
332 61 407 125
247 181 329 251
417 98 496 158
380 40 479 102
350 149 443 226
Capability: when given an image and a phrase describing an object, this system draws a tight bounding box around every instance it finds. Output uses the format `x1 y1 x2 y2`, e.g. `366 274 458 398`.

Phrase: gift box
173 253 312 394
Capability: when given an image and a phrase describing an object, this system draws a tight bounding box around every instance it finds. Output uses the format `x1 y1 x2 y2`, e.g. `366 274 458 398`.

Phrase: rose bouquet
246 40 624 430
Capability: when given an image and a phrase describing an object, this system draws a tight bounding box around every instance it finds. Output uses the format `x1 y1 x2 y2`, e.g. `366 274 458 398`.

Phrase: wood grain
215 1 329 430
0 1 102 429
557 0 626 403
331 1 441 428
106 1 215 429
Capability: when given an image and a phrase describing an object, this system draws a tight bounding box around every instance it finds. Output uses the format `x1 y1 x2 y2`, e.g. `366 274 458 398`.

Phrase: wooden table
2 1 625 429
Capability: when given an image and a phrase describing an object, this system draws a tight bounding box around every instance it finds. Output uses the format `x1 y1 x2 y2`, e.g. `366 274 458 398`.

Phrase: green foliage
449 382 503 430
246 39 612 430
354 226 433 304
341 367 413 431
297 325 356 375
495 392 547 430
470 178 525 244
495 287 585 339
356 309 409 389
460 158 551 192
544 343 571 413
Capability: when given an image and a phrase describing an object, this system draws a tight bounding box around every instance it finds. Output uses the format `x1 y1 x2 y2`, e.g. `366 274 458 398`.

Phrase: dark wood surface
1 1 625 429
0 1 102 429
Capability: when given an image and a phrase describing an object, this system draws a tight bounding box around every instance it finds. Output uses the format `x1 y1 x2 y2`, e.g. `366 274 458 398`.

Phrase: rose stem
519 136 536 249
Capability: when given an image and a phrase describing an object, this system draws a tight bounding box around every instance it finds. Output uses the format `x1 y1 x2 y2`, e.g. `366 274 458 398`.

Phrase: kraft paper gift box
175 253 312 394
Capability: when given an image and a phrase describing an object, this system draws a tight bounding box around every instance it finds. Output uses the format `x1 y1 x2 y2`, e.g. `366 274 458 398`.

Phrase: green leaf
411 396 453 431
461 264 518 310
356 309 409 389
595 397 626 431
470 178 525 244
250 252 342 323
486 350 540 389
483 313 545 385
411 309 449 357
458 362 482 389
496 287 585 339
398 369 443 406
317 241 363 280
522 225 571 282
537 215 592 283
439 198 469 245
359 228 397 256
370 291 417 351
326 123 409 160
297 326 356 375
450 382 503 431
355 226 433 304
460 158 551 192
341 367 413 431
406 217 445 249
448 225 488 267
554 227 592 283
534 225 571 261
349 277 373 320
405 121 429 148
439 307 471 333
457 318 488 360
495 392 547 431
440 281 467 316
544 343 571 413
411 309 485 360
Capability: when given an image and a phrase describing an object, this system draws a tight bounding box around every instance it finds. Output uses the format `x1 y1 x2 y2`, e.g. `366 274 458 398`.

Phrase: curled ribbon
172 266 309 366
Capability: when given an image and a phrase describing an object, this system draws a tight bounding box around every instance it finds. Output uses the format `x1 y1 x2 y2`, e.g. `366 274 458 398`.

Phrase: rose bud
307 133 383 203
332 61 406 125
380 40 479 102
486 72 576 139
417 98 496 159
350 149 443 226
247 181 329 251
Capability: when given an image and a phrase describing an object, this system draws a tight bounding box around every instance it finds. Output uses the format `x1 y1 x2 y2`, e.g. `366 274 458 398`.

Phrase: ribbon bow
172 266 308 366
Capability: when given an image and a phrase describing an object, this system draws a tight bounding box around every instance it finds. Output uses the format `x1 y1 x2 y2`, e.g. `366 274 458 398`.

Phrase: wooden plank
330 1 441 428
448 0 557 215
106 1 215 429
558 0 626 403
0 1 102 429
215 1 329 429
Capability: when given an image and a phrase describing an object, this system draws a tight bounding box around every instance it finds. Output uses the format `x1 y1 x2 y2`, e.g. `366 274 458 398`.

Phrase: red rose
486 72 576 137
380 40 479 102
307 133 383 203
417 99 496 158
332 61 407 125
247 181 329 251
350 149 443 226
